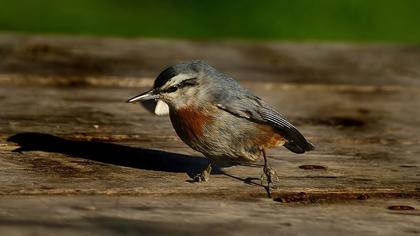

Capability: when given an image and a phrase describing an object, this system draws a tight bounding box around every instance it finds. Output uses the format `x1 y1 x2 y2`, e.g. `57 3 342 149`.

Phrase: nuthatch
127 60 314 194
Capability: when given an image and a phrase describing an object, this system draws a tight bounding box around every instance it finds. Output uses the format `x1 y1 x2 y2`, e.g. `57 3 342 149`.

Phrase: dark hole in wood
357 194 369 200
299 165 327 170
387 205 415 211
323 117 366 127
399 165 417 168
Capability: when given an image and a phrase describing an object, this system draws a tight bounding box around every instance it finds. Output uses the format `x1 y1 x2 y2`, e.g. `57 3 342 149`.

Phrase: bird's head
127 60 219 109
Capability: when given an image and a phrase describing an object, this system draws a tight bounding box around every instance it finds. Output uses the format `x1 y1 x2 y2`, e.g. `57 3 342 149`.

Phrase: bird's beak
126 89 159 103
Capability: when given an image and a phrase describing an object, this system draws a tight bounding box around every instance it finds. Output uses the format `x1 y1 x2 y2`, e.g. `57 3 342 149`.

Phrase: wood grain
0 34 419 235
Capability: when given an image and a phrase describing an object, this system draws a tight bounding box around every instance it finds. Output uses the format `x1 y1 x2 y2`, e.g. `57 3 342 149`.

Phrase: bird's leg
260 148 278 198
193 160 213 182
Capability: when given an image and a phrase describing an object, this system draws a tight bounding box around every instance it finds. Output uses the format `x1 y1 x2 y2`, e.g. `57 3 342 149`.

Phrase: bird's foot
193 171 210 182
192 164 212 183
260 166 279 198
260 166 279 185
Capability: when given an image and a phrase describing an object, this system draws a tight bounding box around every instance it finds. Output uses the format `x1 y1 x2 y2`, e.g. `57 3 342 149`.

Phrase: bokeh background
0 0 419 42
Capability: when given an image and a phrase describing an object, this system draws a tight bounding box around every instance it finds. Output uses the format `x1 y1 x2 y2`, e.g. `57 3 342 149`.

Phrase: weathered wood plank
0 84 419 199
0 34 419 235
1 33 420 86
0 196 419 236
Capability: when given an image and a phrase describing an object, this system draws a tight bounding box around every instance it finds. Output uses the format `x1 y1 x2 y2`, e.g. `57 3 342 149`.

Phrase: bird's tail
284 140 315 154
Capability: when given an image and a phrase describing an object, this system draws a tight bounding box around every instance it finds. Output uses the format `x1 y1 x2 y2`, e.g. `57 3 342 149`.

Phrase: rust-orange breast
170 106 214 140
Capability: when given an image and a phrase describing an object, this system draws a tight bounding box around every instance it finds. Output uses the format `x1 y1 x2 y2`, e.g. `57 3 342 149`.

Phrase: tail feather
284 140 314 154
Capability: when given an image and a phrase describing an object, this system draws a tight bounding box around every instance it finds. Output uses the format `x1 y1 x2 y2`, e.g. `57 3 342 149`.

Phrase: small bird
127 60 314 194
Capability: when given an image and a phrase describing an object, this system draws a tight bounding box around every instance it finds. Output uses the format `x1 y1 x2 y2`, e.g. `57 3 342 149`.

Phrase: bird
127 60 314 195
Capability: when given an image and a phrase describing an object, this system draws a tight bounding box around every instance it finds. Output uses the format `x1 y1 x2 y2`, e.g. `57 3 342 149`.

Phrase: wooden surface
0 33 420 235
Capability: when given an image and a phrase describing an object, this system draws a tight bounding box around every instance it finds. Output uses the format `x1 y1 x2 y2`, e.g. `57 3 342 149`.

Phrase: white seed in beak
154 100 170 116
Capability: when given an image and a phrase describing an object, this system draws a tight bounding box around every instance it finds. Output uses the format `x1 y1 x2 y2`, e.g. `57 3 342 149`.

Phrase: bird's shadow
7 132 265 186
6 132 225 180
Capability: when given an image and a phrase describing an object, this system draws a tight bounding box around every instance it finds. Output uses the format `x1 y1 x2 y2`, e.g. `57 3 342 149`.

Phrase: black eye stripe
177 78 198 88
161 78 198 93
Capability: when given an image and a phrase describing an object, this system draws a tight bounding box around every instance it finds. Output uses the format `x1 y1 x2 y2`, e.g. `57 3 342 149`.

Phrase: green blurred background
0 0 419 42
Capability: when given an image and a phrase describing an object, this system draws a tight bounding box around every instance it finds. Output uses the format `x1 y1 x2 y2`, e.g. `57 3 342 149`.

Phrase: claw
259 148 279 198
191 162 212 183
261 166 279 184
260 166 279 198
193 171 210 182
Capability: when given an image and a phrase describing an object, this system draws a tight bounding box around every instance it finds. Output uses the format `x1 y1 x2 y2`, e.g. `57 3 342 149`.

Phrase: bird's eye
166 86 178 93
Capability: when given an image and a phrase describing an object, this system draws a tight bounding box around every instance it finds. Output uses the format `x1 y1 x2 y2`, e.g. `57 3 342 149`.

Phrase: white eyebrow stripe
167 74 191 87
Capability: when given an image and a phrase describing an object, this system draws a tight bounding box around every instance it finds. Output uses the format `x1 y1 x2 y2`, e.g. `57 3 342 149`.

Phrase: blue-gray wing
215 94 314 154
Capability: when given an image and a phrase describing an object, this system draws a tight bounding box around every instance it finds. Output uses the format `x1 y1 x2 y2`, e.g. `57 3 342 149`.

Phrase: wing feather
215 95 314 154
258 108 314 153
